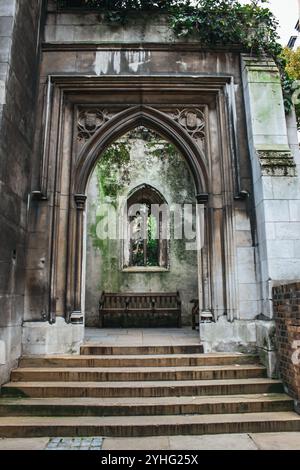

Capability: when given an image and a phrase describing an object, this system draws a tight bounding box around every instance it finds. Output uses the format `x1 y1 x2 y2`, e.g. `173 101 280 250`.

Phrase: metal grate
46 437 103 451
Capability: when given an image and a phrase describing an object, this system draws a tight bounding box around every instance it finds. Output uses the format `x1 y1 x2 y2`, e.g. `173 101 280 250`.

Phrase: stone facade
0 0 43 385
0 1 300 385
273 283 300 410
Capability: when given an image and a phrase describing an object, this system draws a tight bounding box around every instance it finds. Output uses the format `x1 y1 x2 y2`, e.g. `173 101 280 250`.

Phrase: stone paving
0 433 300 450
84 327 200 346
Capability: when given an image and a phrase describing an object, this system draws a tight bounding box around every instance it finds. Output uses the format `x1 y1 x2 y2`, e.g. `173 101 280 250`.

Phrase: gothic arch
69 108 209 322
74 105 209 196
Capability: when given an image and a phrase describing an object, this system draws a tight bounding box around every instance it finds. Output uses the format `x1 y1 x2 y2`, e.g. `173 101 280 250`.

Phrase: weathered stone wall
86 131 198 327
0 0 42 384
242 56 300 318
24 1 300 355
38 4 259 321
273 283 300 409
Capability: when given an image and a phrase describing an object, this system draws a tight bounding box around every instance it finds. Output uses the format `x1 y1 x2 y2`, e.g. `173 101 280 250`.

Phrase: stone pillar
71 194 87 324
241 56 300 319
196 193 212 322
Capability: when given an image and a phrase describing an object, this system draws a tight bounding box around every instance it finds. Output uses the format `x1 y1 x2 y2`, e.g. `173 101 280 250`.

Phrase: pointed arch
127 183 168 206
74 105 209 195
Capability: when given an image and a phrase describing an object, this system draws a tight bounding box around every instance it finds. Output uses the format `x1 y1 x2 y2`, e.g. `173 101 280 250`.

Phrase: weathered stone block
0 0 15 17
22 318 84 355
0 37 12 63
201 317 257 353
289 201 300 222
0 17 14 37
0 325 21 385
264 200 290 223
256 321 276 351
0 339 5 365
256 321 277 378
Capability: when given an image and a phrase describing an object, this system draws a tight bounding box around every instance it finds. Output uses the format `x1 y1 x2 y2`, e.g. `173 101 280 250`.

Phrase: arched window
123 185 169 270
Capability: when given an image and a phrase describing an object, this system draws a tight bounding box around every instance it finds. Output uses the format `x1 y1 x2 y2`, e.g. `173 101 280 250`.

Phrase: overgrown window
125 185 168 269
130 204 159 267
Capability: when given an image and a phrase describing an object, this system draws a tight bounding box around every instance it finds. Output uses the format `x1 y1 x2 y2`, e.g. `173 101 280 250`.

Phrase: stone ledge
257 150 297 177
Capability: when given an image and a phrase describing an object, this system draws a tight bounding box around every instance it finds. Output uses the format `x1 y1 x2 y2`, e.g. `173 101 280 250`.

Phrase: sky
240 0 299 45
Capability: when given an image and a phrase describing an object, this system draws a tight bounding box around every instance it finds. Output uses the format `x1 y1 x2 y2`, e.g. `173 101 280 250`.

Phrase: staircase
0 343 300 438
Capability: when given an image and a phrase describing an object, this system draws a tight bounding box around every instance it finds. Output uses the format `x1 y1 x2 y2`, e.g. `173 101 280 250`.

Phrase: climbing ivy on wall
96 142 131 198
57 0 279 57
56 1 298 118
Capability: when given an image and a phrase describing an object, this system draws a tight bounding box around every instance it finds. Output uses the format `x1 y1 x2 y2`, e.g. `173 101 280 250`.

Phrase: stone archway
26 75 239 336
70 105 210 324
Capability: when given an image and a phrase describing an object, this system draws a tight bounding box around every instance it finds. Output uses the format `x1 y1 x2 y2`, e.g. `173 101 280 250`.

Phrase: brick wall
273 283 300 402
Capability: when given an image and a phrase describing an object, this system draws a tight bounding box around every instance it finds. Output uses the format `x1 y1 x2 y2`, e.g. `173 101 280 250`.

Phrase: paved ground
0 433 300 450
84 327 201 346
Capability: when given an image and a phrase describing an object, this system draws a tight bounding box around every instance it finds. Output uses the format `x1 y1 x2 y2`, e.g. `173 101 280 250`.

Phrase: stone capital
196 193 209 204
74 194 87 210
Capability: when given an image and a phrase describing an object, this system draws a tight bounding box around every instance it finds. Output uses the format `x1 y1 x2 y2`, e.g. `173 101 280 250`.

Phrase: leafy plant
281 47 300 129
56 1 298 118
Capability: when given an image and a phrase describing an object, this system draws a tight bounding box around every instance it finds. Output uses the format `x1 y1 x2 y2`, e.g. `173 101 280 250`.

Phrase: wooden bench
99 292 182 328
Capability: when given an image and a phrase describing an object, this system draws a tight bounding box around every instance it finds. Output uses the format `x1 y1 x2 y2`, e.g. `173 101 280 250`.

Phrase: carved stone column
71 194 87 324
196 193 212 322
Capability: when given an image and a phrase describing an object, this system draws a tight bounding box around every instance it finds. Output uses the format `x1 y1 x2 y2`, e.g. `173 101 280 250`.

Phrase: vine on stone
57 1 280 55
56 1 298 122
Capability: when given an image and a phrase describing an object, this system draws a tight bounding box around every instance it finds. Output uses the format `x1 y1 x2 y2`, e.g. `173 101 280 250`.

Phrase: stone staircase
0 343 300 438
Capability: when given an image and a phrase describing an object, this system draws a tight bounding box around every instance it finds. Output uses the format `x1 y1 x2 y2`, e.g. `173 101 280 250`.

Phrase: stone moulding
77 108 110 142
172 108 206 143
257 150 297 177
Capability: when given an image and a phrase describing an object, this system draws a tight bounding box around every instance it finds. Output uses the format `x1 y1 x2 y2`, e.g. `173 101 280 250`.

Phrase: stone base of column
200 317 257 354
256 320 278 378
22 318 84 355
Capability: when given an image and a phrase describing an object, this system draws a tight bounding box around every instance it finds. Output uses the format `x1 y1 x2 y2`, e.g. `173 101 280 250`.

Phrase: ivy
97 142 131 198
56 1 281 56
56 1 298 119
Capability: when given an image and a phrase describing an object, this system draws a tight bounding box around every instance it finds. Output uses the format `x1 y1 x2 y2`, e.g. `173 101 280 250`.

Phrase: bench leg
192 313 195 330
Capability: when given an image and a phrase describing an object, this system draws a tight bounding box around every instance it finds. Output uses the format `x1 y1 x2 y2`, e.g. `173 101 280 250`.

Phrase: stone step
19 353 259 368
0 412 299 438
1 378 284 398
80 345 204 356
0 394 293 417
11 365 266 382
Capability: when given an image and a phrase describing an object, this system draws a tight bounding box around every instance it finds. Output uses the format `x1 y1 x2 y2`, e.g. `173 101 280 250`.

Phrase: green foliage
280 47 300 129
57 0 280 57
56 1 297 118
282 47 300 80
96 142 131 198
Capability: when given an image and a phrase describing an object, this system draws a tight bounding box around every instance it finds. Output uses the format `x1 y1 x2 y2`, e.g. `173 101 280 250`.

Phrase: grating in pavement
45 437 103 451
